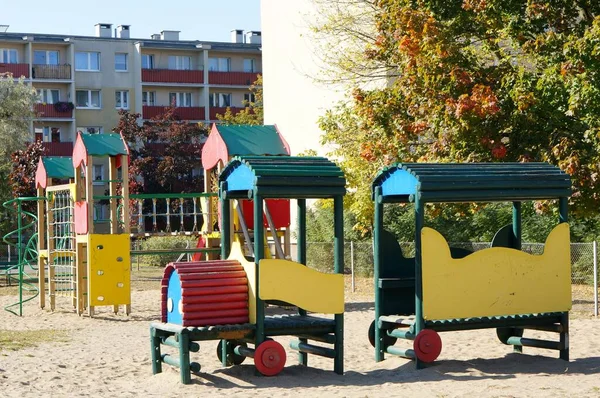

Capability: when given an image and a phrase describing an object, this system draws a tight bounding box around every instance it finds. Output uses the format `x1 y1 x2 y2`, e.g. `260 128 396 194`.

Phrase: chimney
151 33 161 40
245 31 261 45
95 23 112 38
117 25 130 39
231 29 244 43
161 30 180 41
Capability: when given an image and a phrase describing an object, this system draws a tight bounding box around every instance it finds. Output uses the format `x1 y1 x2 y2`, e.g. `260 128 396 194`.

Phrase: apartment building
0 24 262 157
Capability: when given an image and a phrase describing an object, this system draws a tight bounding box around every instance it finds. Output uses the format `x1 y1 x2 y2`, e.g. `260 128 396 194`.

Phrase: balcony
142 69 204 84
35 103 74 119
41 142 74 156
209 107 245 120
143 106 205 120
32 64 71 80
208 71 260 86
0 63 29 78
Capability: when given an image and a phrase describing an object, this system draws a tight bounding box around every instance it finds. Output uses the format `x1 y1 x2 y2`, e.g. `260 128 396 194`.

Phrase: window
77 126 102 134
37 89 60 104
115 90 129 109
142 91 156 106
0 49 18 63
93 164 104 184
93 204 107 221
75 52 100 71
141 54 154 69
209 92 231 107
208 57 230 72
168 55 191 70
115 53 128 71
76 90 101 108
243 58 255 73
34 50 59 65
244 93 256 105
34 126 50 142
169 92 192 107
51 127 60 143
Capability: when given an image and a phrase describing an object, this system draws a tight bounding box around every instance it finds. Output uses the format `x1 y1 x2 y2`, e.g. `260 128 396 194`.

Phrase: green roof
220 156 346 199
372 162 571 203
42 157 74 179
218 125 289 156
81 133 128 156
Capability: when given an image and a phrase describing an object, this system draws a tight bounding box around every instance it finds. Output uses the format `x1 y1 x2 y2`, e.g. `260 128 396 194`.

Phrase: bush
136 235 198 267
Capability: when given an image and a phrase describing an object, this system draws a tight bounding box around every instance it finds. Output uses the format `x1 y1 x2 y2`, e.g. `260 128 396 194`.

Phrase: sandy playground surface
1 274 599 398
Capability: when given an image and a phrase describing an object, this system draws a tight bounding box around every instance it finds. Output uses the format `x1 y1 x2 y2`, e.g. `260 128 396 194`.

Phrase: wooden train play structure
150 156 346 382
370 163 572 368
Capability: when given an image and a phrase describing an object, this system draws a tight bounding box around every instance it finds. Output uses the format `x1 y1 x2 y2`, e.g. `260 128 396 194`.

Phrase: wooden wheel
254 340 286 376
413 329 442 363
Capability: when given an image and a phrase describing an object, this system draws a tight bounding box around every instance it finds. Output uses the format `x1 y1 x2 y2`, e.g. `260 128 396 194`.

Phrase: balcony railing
208 71 260 85
142 106 205 120
142 69 204 84
209 107 245 120
0 63 29 78
32 64 71 80
35 103 73 119
41 142 74 156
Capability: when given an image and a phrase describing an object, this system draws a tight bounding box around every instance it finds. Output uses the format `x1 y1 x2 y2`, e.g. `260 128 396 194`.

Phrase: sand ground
0 275 599 398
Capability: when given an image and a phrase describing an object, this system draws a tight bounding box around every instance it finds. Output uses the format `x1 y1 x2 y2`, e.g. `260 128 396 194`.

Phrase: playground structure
370 162 572 368
150 155 346 383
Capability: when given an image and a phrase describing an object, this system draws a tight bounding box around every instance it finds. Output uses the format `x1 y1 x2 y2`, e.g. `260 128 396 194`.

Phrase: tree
217 75 264 125
313 1 600 231
8 141 46 213
114 107 208 194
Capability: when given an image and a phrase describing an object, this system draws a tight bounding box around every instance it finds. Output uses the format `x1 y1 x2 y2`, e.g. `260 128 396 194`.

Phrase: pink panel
35 158 47 189
74 201 88 234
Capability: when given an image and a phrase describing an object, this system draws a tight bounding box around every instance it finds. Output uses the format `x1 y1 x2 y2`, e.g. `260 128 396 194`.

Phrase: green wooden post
559 197 568 223
512 201 523 353
373 188 384 362
17 200 23 316
254 193 265 346
297 198 308 366
414 194 425 369
558 197 569 361
150 326 162 375
333 194 345 374
220 192 230 259
178 331 191 384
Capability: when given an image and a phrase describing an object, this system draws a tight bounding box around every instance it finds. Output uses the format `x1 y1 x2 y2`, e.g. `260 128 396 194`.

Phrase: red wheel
413 329 442 363
254 340 286 376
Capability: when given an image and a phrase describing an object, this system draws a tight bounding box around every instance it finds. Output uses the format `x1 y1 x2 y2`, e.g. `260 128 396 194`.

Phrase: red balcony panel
142 69 204 84
143 106 205 120
35 103 73 118
0 63 29 78
209 107 245 120
208 71 260 86
41 142 74 156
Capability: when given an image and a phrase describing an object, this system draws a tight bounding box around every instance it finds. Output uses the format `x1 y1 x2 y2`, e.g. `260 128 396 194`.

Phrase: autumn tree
217 75 264 125
114 107 208 194
8 141 46 210
312 1 600 230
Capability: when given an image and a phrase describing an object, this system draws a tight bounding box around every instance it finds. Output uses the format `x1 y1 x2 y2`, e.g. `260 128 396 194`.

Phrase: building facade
0 24 262 156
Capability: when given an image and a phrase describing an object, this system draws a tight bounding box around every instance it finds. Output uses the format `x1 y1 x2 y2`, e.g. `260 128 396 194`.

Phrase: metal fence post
350 241 355 293
594 241 598 317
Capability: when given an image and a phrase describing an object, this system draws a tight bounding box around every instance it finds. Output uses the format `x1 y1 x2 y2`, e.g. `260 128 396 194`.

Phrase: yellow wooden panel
259 259 344 314
228 241 256 323
88 234 131 307
422 224 572 320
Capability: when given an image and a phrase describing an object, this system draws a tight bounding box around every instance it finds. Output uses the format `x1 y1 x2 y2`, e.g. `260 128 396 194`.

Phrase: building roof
72 133 129 168
35 157 74 189
219 156 346 199
202 124 290 170
372 162 572 203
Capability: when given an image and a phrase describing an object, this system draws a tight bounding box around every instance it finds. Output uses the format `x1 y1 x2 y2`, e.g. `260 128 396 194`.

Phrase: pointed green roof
35 156 74 189
73 133 129 167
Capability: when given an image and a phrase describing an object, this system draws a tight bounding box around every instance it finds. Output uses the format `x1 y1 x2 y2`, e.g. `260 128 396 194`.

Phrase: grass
0 329 69 352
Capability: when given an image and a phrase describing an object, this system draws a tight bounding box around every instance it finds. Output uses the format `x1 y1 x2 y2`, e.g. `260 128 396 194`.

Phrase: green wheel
368 320 398 348
217 340 247 366
496 327 524 345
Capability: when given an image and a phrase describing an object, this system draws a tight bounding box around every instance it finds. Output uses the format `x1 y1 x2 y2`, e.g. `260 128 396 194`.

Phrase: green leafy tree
313 1 600 231
217 75 264 125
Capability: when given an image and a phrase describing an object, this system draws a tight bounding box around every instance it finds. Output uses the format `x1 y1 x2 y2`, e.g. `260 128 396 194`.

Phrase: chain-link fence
297 240 599 316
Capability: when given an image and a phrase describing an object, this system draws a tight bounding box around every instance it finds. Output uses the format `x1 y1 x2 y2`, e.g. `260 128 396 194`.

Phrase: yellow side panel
228 241 256 323
422 224 572 321
259 259 344 314
88 234 131 307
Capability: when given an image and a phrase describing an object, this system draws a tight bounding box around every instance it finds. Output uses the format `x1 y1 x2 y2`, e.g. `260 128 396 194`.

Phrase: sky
1 0 261 42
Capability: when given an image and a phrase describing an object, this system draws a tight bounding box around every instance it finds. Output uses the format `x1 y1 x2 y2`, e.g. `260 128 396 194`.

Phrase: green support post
559 197 568 224
373 188 384 362
414 195 425 369
333 194 344 375
150 326 162 375
297 199 308 367
512 201 523 353
254 193 265 346
220 191 230 259
178 331 191 384
17 200 23 317
558 197 569 361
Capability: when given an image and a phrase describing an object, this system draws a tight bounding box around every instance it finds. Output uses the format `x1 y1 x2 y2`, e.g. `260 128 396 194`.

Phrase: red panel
74 201 88 234
41 142 74 157
141 69 204 84
239 199 291 229
0 63 29 78
208 71 259 85
35 103 73 118
142 106 205 120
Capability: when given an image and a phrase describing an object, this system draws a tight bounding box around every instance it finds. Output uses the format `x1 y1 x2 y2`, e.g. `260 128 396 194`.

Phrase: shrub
136 235 198 267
